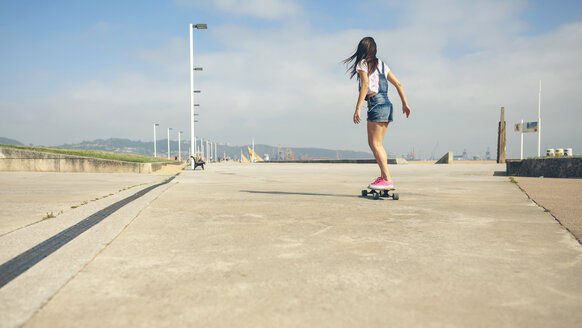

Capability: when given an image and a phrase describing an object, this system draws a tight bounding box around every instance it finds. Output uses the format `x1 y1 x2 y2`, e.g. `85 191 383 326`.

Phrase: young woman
344 36 411 190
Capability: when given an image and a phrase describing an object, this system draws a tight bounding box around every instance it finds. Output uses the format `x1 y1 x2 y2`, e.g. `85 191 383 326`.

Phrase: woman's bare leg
367 121 391 181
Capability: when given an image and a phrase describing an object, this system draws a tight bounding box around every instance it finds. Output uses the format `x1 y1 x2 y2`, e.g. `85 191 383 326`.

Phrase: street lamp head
154 123 159 126
194 24 207 29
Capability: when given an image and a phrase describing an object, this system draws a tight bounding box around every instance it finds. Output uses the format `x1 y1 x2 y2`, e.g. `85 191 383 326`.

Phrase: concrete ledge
0 147 176 174
436 152 453 164
506 157 582 178
261 158 408 164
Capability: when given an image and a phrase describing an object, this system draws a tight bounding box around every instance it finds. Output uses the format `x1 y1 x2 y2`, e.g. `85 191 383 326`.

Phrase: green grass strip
0 144 171 163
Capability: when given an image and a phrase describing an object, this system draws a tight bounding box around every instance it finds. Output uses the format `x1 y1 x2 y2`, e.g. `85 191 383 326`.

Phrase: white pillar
167 128 172 159
252 138 255 163
206 140 210 163
178 131 182 162
519 120 523 159
153 123 159 157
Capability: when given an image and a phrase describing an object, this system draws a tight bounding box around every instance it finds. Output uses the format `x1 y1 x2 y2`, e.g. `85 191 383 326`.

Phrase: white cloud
134 37 189 77
175 0 302 20
3 0 581 158
88 21 120 36
215 0 301 19
188 0 582 157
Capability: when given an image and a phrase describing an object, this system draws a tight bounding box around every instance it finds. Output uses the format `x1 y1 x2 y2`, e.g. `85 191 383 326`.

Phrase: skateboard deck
361 187 399 200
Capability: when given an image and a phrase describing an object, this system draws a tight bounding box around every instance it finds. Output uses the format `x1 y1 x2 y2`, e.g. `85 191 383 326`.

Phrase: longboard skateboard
361 188 399 200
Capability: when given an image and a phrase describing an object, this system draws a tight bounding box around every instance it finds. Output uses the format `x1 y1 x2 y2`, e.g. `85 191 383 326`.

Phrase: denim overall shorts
366 62 393 123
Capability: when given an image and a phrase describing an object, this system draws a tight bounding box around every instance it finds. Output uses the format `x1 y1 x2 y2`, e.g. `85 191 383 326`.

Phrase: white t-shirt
356 58 390 95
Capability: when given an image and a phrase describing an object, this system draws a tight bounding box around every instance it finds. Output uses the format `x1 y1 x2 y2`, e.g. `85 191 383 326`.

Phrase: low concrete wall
0 147 171 174
506 157 582 178
261 158 408 164
436 152 453 164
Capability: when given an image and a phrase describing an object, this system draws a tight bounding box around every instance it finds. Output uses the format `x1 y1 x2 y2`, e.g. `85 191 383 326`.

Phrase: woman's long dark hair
343 37 378 80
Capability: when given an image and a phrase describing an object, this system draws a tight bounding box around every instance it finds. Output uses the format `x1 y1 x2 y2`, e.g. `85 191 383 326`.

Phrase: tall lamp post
168 127 173 160
153 123 159 157
537 80 542 157
178 131 182 162
190 23 207 169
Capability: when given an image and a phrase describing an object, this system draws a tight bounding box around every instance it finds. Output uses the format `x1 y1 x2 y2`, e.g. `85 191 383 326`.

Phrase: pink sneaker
368 177 395 190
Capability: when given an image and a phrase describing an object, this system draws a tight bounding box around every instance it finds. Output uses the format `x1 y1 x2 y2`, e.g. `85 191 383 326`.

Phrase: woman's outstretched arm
387 71 411 118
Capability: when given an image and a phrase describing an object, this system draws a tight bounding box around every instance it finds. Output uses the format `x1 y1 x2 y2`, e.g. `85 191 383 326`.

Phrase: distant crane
406 147 415 160
285 148 294 160
277 143 284 161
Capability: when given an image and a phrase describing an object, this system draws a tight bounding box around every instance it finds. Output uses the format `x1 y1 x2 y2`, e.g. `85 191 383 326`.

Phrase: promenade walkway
1 163 581 327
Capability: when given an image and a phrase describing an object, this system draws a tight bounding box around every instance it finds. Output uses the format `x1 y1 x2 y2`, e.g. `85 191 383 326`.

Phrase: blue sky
1 0 582 158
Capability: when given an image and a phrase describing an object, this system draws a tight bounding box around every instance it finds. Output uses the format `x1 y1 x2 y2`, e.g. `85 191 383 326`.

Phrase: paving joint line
0 174 179 288
22 179 179 326
510 177 582 246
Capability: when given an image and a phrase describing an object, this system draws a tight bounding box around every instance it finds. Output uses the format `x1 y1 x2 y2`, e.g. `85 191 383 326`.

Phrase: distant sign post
524 121 538 133
514 120 538 159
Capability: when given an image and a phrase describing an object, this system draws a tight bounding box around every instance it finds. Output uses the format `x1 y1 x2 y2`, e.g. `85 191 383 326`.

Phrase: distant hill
55 138 373 160
58 138 155 157
0 137 24 146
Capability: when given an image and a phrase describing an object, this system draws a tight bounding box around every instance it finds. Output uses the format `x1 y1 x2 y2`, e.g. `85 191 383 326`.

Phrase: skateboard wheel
361 190 368 197
373 192 380 200
393 193 399 200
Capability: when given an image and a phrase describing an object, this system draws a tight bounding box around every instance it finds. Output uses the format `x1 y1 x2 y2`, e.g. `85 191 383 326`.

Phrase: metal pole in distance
178 131 182 162
538 80 542 157
153 123 159 157
519 120 523 159
189 24 195 169
208 139 210 162
168 128 172 160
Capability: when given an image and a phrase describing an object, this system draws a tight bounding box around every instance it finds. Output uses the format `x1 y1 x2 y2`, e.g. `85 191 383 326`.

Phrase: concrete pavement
0 172 175 236
0 172 176 328
1 163 581 327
